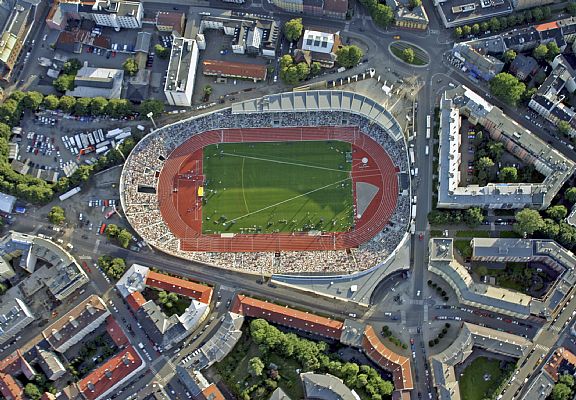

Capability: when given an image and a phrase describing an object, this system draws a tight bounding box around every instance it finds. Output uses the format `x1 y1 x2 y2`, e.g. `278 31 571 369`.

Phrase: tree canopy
503 49 517 63
139 99 164 118
48 206 66 225
122 58 139 76
283 18 303 42
557 120 571 136
546 205 568 221
565 187 576 204
514 208 544 235
336 45 363 68
500 166 517 182
402 48 415 63
533 44 548 60
490 73 526 105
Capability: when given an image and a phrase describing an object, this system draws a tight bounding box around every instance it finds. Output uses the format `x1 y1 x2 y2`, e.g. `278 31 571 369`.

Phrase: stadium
120 91 411 274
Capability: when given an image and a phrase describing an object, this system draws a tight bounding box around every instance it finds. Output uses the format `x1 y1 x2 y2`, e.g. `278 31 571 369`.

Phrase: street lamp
147 111 157 130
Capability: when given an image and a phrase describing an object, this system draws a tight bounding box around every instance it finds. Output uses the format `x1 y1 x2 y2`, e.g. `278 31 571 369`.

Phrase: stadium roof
231 90 403 141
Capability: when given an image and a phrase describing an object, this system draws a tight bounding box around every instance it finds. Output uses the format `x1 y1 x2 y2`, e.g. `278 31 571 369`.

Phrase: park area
201 141 354 234
459 357 514 400
214 319 394 400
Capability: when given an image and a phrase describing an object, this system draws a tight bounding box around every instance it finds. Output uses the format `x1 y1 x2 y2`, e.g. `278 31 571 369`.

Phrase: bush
429 340 434 347
427 280 432 285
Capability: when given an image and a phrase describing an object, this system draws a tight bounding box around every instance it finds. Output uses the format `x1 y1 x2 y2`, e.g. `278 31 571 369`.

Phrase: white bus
409 148 415 164
426 115 431 139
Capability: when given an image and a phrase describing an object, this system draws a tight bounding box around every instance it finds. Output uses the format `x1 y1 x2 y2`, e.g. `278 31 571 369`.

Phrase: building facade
164 38 199 107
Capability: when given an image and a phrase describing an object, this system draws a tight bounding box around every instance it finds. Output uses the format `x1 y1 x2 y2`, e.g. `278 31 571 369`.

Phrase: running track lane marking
241 157 250 213
221 152 351 173
230 176 352 223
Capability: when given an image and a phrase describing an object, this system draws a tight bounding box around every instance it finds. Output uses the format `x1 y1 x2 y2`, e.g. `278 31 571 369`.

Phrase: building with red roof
0 372 23 400
126 291 146 312
544 347 576 382
78 346 145 400
232 295 343 340
145 270 213 304
361 326 413 391
105 316 128 348
202 60 267 82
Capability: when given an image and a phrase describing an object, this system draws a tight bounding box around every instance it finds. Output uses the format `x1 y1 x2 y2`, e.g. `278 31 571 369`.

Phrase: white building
164 37 199 107
0 298 34 345
89 0 143 30
301 29 335 54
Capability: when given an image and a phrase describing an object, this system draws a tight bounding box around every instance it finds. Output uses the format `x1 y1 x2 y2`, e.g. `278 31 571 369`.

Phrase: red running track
157 126 398 252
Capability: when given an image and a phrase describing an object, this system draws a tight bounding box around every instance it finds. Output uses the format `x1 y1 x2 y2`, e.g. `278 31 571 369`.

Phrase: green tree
105 98 132 118
487 141 504 161
280 64 300 85
546 205 568 221
507 14 517 27
533 44 548 60
248 357 265 377
559 374 575 388
89 97 108 116
106 224 120 238
546 41 561 61
0 122 11 140
567 2 576 16
24 383 41 400
499 17 508 30
402 48 415 63
203 85 212 97
122 58 139 76
557 120 571 136
139 99 164 118
62 59 82 75
480 21 490 32
372 4 394 28
541 218 560 238
335 45 363 68
476 156 494 171
296 62 310 80
453 27 463 38
489 73 526 105
154 44 170 59
477 265 488 276
503 49 517 63
43 95 60 110
118 229 132 248
532 7 544 21
53 74 75 92
515 208 544 235
489 17 501 31
471 24 480 35
565 187 576 204
48 206 66 225
0 282 7 295
23 91 44 110
284 18 303 42
108 258 127 279
462 25 471 36
464 207 484 227
58 95 76 113
408 0 421 8
310 62 322 76
74 97 92 116
500 166 517 182
552 383 572 400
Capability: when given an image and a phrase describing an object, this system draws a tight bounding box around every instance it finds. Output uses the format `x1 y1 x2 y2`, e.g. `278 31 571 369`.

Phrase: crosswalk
534 343 550 353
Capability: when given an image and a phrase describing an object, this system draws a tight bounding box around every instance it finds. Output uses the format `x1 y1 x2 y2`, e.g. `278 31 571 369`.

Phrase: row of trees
358 0 394 28
279 55 318 85
105 223 132 248
250 319 394 398
428 207 485 227
453 6 552 38
97 255 127 280
514 207 576 249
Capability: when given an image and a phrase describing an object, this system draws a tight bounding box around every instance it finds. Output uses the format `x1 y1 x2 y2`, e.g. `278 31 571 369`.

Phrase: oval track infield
157 126 399 252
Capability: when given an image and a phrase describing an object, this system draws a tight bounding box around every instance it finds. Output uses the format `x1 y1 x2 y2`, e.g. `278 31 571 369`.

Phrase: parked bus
409 148 415 165
59 187 81 202
99 223 107 235
426 115 431 139
104 210 115 219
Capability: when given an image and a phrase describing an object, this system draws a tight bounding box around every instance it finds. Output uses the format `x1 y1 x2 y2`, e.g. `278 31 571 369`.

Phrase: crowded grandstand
120 91 411 274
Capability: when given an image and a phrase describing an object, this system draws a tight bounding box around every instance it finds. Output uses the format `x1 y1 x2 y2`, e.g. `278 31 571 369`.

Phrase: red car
410 338 414 345
419 233 424 241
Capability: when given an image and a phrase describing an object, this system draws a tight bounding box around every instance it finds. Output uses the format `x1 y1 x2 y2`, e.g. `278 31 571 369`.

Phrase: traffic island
389 41 429 67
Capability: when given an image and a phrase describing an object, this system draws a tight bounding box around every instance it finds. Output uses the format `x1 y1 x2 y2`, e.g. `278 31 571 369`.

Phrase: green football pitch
201 141 354 234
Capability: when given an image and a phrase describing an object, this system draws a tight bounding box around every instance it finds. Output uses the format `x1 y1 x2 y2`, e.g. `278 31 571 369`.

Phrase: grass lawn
430 230 443 237
499 231 521 238
390 42 428 66
454 240 473 258
202 141 354 234
455 230 491 238
459 357 507 400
